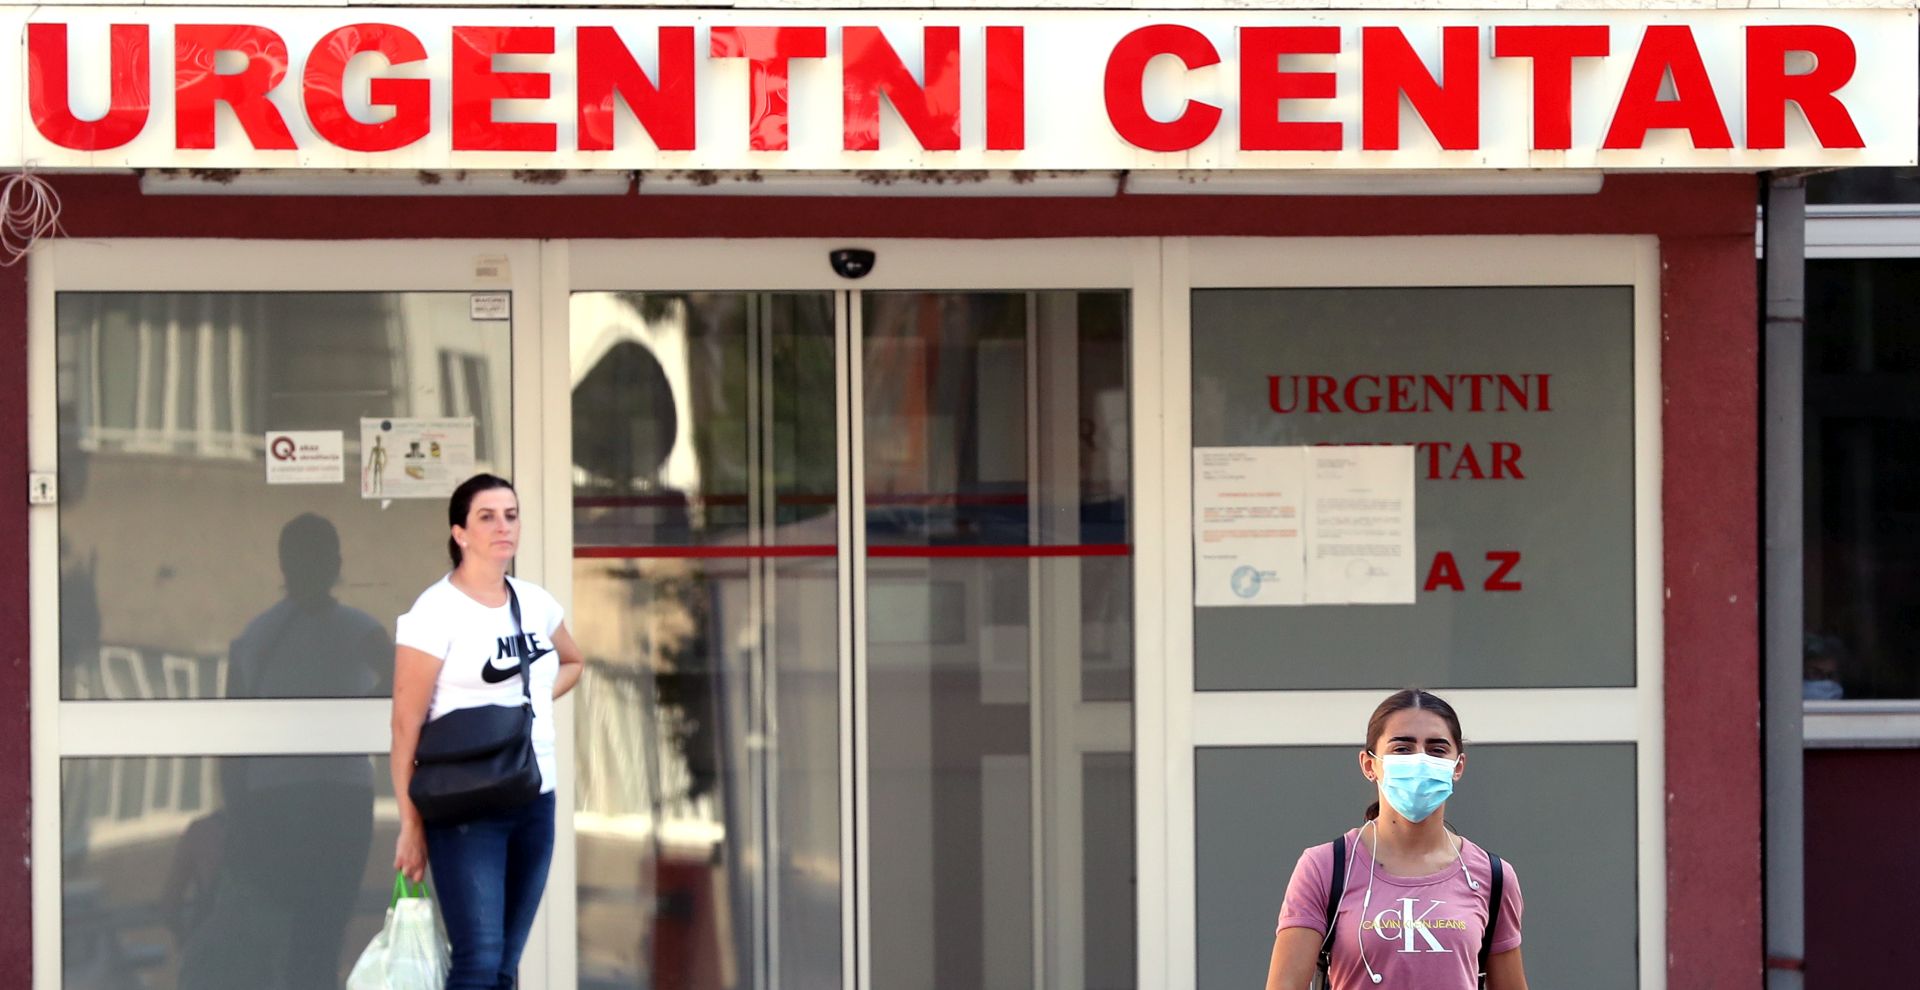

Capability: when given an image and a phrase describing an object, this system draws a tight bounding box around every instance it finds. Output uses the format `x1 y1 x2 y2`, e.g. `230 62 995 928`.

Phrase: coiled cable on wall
0 169 64 266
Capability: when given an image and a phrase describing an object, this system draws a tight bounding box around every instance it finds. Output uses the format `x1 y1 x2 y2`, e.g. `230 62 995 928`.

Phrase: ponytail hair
1362 688 1465 821
447 473 516 568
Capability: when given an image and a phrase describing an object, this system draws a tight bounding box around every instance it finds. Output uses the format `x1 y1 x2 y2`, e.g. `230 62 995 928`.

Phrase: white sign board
1 7 1913 171
360 417 476 499
264 430 345 485
1195 445 1416 606
1304 447 1417 605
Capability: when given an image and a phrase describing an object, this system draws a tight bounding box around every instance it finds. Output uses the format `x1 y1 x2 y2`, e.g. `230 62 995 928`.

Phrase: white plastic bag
346 873 450 990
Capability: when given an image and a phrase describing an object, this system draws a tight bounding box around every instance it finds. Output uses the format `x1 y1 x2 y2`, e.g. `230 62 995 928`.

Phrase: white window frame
1797 206 1920 749
1146 236 1667 988
28 238 550 990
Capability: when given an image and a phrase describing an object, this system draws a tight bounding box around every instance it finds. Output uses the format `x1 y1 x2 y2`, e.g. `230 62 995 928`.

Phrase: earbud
1469 878 1482 890
1371 975 1383 985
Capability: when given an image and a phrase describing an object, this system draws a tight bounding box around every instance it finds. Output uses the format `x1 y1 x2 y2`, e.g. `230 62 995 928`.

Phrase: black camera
830 248 876 280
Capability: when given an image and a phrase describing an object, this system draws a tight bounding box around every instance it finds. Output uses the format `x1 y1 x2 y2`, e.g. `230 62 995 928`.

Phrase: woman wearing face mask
1264 689 1528 990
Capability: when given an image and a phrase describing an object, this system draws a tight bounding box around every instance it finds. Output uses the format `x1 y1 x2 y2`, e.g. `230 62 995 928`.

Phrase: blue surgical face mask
1372 752 1458 823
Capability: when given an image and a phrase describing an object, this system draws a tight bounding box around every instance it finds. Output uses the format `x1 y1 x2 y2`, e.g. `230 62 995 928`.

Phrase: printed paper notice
1194 447 1308 606
360 418 476 499
264 431 344 485
1305 447 1417 605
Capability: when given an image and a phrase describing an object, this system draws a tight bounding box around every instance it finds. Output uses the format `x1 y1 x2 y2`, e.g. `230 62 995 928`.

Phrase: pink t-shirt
1277 828 1523 990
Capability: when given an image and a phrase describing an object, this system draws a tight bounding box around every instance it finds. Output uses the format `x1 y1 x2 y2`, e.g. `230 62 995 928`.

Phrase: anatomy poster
360 418 475 499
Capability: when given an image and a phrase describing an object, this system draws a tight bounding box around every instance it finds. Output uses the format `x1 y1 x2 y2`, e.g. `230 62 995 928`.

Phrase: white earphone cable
1358 820 1383 985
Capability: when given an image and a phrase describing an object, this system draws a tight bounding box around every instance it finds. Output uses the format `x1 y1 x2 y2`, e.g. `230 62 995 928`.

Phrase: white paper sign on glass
264 430 345 485
1194 445 1416 606
1194 446 1308 607
1304 447 1417 605
360 418 476 499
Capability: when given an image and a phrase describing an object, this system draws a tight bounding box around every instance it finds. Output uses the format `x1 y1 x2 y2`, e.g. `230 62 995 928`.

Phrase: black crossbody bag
408 584 543 825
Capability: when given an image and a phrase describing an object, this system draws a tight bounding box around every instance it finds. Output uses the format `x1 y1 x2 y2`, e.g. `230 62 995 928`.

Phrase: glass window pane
1804 258 1920 699
1195 743 1638 990
1190 287 1635 690
1807 167 1920 204
61 755 393 990
863 290 1133 990
571 291 840 990
55 292 513 700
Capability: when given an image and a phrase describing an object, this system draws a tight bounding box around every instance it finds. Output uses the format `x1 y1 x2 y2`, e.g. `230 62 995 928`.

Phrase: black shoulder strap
1318 835 1348 989
506 583 532 703
1479 851 1505 990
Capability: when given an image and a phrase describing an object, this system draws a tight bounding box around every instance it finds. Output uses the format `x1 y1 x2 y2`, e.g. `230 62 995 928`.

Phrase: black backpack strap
1479 851 1505 990
1318 835 1348 989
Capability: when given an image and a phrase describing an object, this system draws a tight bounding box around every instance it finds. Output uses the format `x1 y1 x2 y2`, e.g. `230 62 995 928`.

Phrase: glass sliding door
860 290 1133 990
564 241 1146 990
569 291 840 990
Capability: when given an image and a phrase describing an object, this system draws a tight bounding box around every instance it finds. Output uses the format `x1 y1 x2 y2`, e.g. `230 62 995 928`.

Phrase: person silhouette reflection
172 514 387 990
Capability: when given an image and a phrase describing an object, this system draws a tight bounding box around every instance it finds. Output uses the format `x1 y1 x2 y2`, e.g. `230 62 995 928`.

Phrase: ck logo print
1362 898 1467 953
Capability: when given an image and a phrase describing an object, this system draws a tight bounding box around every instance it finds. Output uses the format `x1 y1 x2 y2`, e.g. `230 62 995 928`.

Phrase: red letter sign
986 26 1025 151
1240 27 1341 152
1492 25 1610 151
304 24 430 153
843 26 962 152
1746 25 1863 150
175 24 297 150
1362 26 1480 151
710 27 828 152
577 26 696 152
28 23 150 151
1104 25 1221 152
452 26 557 152
1603 26 1732 149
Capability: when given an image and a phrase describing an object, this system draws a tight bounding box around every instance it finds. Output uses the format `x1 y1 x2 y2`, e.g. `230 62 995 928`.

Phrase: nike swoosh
479 647 552 684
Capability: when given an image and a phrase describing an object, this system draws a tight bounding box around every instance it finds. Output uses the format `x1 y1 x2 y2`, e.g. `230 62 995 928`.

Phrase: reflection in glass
570 292 839 989
55 292 512 700
1805 259 1920 699
62 755 391 990
863 291 1133 989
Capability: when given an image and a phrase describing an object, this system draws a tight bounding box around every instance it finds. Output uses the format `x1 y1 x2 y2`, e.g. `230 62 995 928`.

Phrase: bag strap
506 582 532 704
1479 850 1505 989
390 871 428 907
1317 834 1348 989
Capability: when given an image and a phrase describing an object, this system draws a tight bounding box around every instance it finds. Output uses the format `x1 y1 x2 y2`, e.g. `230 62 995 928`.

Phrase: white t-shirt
396 575 565 794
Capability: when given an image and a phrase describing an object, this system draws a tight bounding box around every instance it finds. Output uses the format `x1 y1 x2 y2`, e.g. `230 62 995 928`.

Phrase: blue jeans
426 791 555 990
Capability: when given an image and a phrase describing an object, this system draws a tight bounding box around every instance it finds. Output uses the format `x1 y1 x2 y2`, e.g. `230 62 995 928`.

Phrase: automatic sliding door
859 290 1134 990
569 291 840 990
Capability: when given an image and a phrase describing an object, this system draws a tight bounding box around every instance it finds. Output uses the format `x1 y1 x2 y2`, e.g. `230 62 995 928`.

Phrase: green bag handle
390 871 429 908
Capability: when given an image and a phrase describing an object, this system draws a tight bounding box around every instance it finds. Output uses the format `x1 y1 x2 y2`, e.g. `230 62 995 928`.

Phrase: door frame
1152 236 1667 989
26 238 553 990
565 238 1163 990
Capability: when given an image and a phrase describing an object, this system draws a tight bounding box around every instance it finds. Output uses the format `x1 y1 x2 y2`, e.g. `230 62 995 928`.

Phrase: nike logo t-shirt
396 574 566 794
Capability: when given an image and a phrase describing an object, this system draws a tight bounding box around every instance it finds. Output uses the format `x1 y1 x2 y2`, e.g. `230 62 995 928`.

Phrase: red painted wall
0 170 1762 986
1804 749 1920 987
1659 233 1764 988
0 260 29 988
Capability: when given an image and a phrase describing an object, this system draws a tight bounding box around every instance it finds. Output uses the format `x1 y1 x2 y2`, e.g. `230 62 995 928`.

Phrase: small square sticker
470 293 511 321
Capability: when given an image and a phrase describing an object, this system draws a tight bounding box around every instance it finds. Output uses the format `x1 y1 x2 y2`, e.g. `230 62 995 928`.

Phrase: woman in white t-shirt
390 473 584 990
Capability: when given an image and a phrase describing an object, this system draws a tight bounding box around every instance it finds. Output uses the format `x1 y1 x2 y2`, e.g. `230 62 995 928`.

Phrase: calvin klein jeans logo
1367 898 1452 953
480 633 551 683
